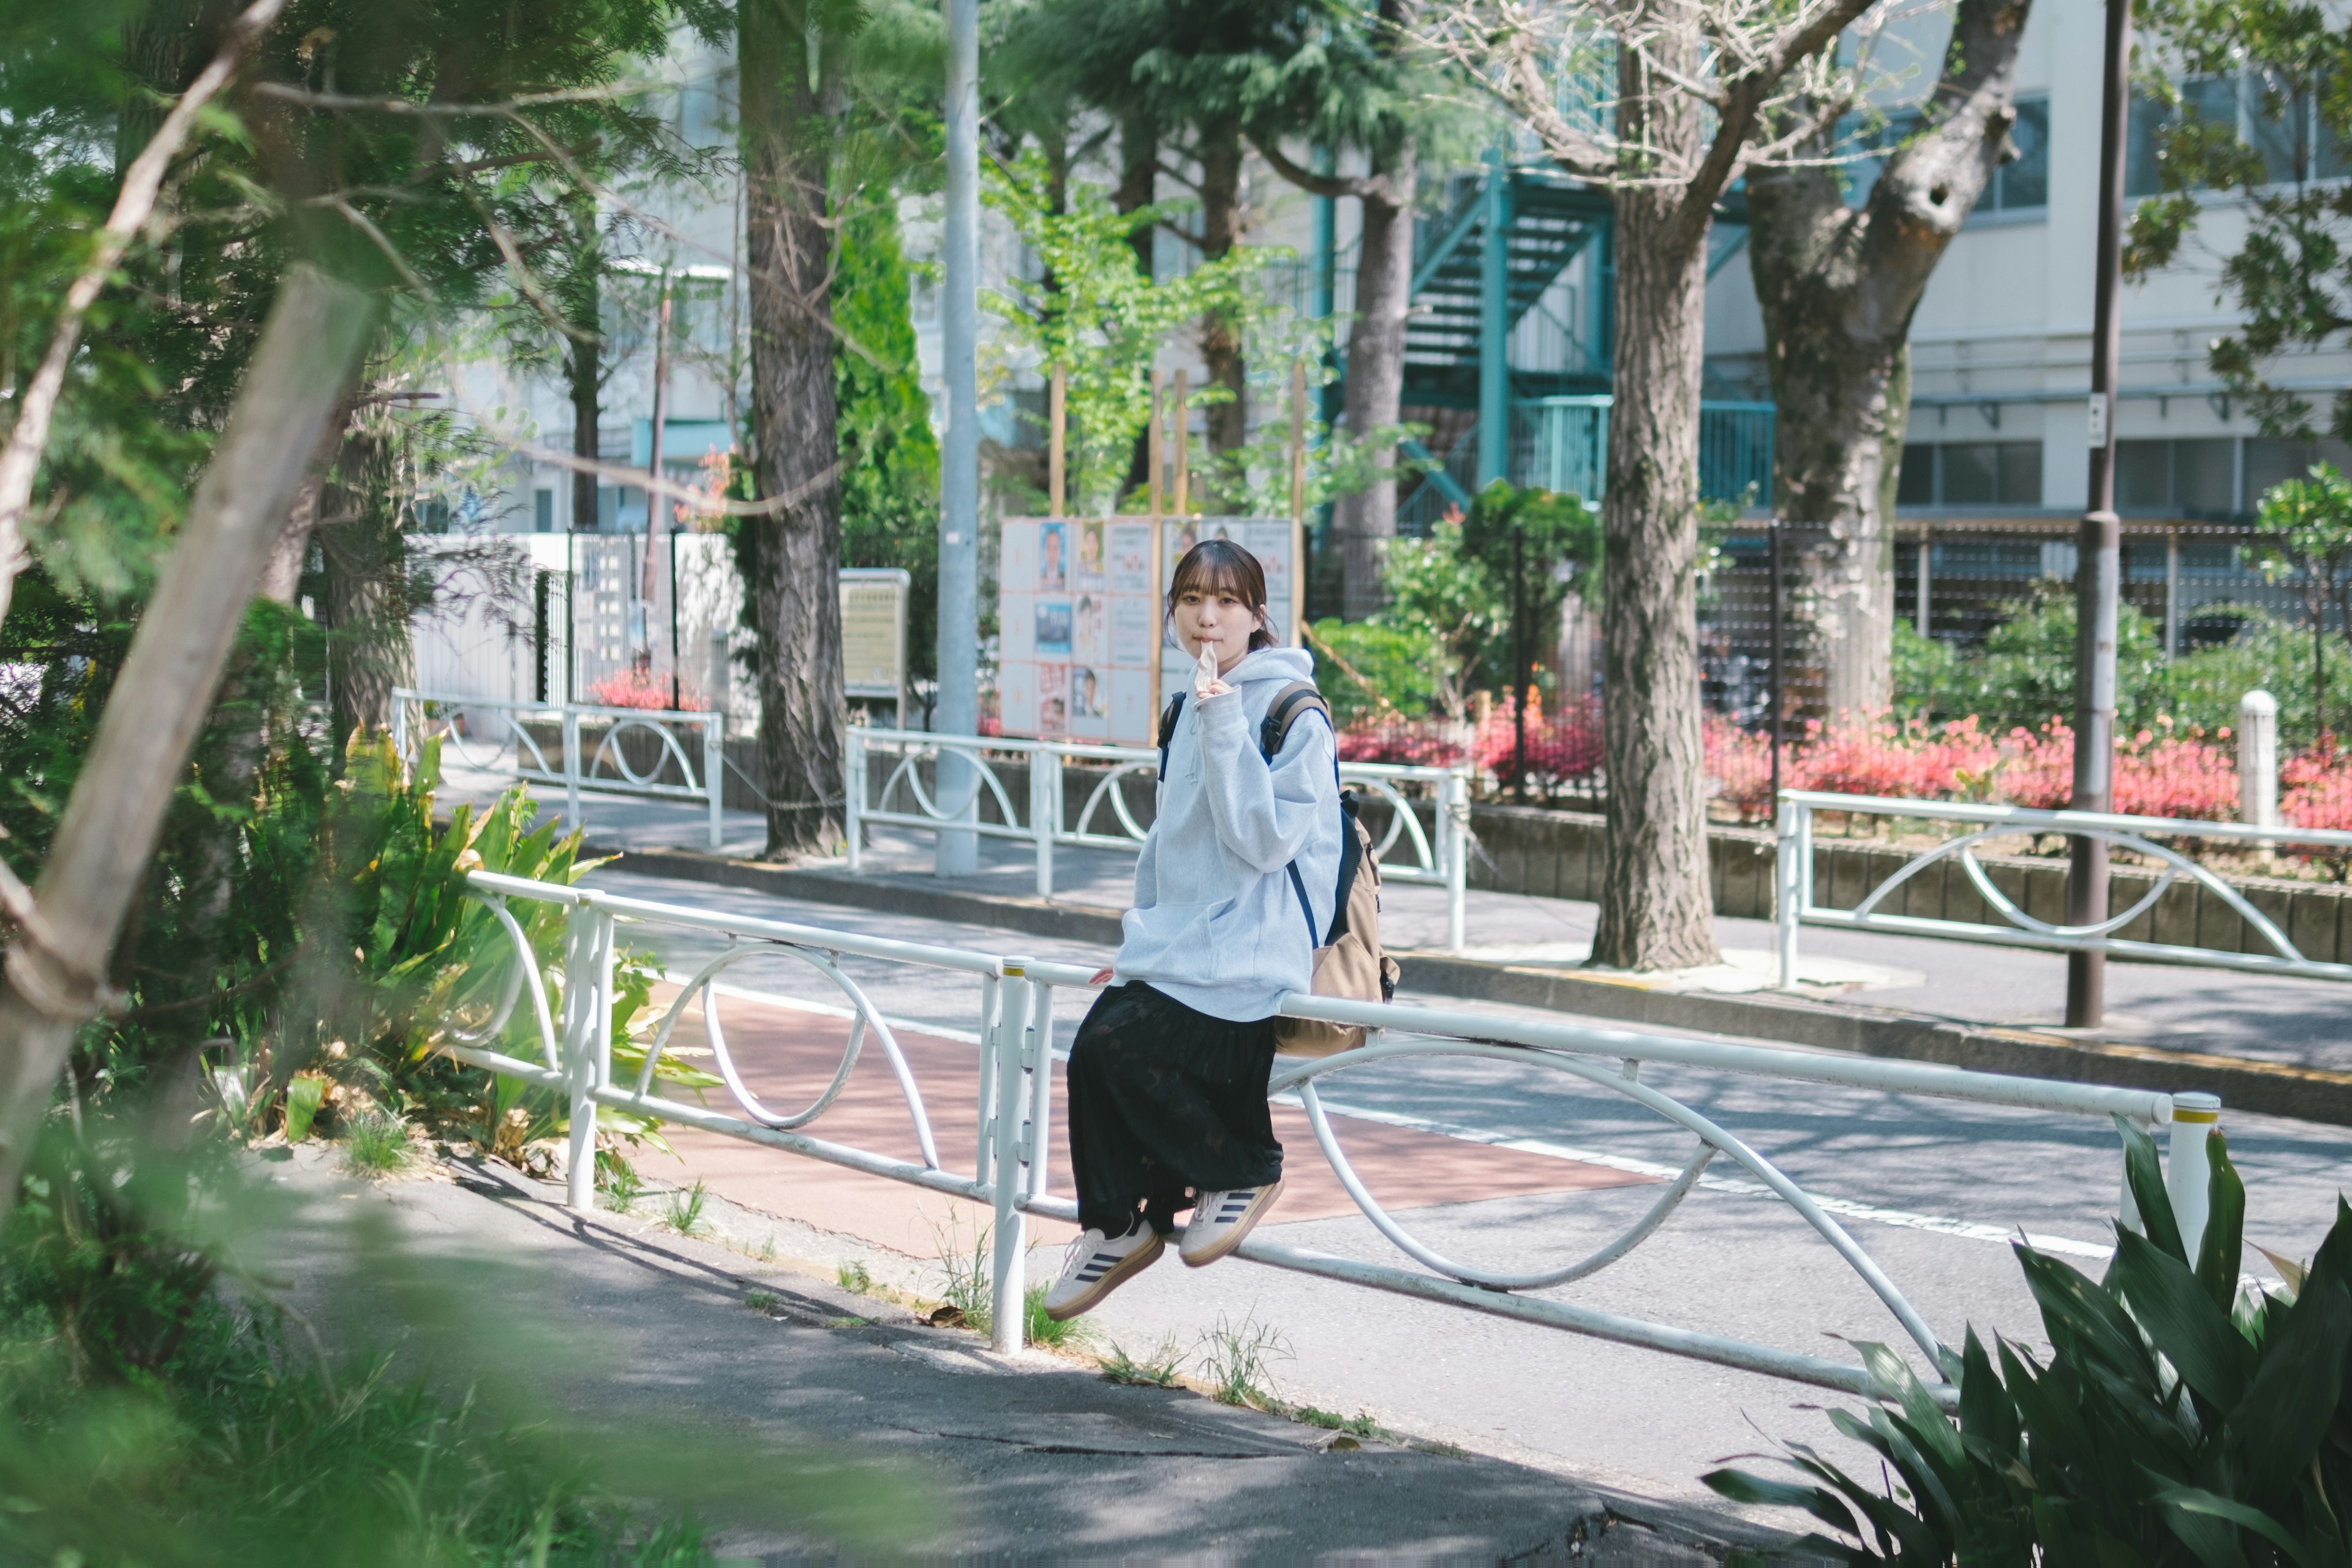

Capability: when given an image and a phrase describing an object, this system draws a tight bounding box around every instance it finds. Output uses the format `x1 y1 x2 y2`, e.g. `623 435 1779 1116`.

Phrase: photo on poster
1070 665 1105 720
1034 599 1072 654
998 661 1039 736
1001 519 1037 591
1076 519 1106 584
1109 595 1155 665
1107 523 1152 592
1238 520 1290 586
999 592 1036 660
1073 593 1108 662
1038 521 1069 593
1169 520 1200 561
1037 662 1069 737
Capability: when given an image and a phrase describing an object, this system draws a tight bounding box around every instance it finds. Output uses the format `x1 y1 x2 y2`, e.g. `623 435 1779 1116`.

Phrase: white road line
694 979 2118 1262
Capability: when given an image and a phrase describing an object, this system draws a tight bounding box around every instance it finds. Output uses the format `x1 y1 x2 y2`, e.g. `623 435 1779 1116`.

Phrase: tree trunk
741 0 846 856
1336 154 1414 622
1592 47 1719 972
0 264 377 1213
321 420 415 742
1745 0 2031 713
565 193 602 535
1196 116 1246 472
1118 106 1158 498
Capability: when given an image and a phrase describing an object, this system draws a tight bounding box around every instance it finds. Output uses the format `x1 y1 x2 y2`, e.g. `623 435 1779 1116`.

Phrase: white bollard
2165 1091 2223 1262
2239 690 2279 848
989 961 1035 1353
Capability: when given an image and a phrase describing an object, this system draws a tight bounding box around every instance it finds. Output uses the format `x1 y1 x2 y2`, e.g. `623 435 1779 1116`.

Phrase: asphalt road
562 865 2352 1512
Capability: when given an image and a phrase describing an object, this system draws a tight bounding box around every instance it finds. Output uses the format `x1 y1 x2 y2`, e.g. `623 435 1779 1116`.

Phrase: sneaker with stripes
1178 1180 1284 1267
1042 1219 1164 1322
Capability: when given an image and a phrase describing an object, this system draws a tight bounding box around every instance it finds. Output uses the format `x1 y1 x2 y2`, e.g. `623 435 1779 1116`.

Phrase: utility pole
935 0 980 874
2068 0 2132 1026
1477 148 1510 488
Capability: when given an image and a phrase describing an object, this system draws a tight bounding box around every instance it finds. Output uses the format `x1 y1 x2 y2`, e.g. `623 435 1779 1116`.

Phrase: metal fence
1774 790 2352 988
448 869 2228 1410
393 688 725 849
843 727 1473 952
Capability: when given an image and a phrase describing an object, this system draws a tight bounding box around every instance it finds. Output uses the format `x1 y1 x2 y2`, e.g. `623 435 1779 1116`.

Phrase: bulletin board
995 515 1297 744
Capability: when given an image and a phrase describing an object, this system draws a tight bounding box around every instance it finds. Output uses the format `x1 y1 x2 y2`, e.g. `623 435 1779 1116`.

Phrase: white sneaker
1179 1181 1284 1267
1043 1221 1164 1322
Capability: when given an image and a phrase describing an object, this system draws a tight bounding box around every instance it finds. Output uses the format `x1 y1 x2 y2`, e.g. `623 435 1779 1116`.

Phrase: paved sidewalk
435 761 2352 1076
260 1145 1787 1562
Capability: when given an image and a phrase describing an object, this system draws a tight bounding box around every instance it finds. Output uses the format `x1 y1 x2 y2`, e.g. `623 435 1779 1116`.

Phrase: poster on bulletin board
997 516 1294 745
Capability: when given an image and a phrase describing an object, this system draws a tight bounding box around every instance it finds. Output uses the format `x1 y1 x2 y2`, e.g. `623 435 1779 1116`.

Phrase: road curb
611 845 2352 1128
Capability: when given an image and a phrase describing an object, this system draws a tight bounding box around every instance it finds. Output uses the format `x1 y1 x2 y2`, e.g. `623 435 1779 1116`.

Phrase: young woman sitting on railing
1045 540 1344 1321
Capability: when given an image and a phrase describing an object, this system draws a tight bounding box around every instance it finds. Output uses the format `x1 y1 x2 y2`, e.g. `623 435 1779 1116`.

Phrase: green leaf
1958 1329 2021 1463
1701 1468 1863 1542
2196 1131 2248 1316
2226 1273 2352 1487
2152 1483 2310 1567
2018 1243 2159 1387
2113 1227 2252 1414
2117 1113 2189 1263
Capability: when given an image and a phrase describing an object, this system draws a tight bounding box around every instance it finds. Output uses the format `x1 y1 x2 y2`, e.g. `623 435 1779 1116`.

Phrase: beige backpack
1157 682 1401 1056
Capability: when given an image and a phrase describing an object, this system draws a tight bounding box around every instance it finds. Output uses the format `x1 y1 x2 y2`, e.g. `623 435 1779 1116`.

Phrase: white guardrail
845 726 1474 952
1775 790 2352 989
448 869 2224 1412
393 688 725 850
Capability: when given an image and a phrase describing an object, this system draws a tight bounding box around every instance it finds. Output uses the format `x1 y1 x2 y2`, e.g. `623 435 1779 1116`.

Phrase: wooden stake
1148 371 1164 519
1289 359 1307 647
1172 370 1189 517
1047 362 1065 518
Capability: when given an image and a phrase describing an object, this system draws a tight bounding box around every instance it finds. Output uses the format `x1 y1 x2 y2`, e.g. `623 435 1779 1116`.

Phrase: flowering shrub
2284 741 2352 832
584 668 701 711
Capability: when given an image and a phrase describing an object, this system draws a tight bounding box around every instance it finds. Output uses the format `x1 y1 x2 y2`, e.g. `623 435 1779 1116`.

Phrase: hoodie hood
1221 646 1316 687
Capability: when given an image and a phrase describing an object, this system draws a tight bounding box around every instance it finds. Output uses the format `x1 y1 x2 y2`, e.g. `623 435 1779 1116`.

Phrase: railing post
1025 981 1055 1200
1776 797 1802 989
990 960 1035 1353
562 707 582 831
391 690 409 764
703 714 723 852
561 898 609 1213
974 973 1001 1189
1033 747 1060 899
1444 767 1469 954
2166 1092 2223 1261
845 731 867 874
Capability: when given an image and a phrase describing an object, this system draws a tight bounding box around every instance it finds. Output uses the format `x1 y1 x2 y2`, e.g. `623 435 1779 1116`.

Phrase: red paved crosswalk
633 986 1654 1259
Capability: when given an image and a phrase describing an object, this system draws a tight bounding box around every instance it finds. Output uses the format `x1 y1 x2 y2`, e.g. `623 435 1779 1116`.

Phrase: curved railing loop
1267 1038 1949 1368
443 895 564 1066
1849 821 2303 959
1294 1080 1717 1291
878 742 1021 830
1346 776 1438 872
407 701 519 776
1072 761 1159 843
587 716 703 791
631 938 944 1170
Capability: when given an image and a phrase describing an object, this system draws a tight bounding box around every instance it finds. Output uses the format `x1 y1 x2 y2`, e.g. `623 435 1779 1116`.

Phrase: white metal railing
844 727 1474 951
447 869 2226 1412
393 688 725 850
1775 790 2352 989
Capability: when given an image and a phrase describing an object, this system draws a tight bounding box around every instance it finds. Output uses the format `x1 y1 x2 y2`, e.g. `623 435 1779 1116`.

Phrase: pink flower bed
585 668 703 711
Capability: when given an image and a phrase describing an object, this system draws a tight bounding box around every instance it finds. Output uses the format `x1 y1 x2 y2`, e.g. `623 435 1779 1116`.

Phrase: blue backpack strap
1156 692 1186 781
1286 862 1317 941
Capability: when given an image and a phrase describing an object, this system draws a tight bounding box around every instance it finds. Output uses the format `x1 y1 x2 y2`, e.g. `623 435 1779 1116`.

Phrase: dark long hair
1167 538 1277 651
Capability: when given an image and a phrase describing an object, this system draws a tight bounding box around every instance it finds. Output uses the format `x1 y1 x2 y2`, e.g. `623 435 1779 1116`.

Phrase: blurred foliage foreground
0 574 906 1561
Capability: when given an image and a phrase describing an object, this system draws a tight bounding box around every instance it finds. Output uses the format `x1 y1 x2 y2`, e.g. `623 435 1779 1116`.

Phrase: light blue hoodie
1111 646 1344 1023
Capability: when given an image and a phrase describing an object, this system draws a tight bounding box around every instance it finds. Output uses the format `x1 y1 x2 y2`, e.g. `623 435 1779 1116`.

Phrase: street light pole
2068 0 2133 1027
935 0 980 874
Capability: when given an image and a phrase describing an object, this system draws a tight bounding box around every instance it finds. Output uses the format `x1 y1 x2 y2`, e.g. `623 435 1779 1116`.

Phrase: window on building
2128 71 2347 196
534 488 554 533
1895 441 2044 508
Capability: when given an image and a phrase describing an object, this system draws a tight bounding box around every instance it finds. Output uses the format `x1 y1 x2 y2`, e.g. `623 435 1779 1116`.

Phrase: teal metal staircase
1400 168 1613 408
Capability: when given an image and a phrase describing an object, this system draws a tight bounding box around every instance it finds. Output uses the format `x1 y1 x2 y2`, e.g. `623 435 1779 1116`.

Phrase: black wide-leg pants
1065 981 1284 1238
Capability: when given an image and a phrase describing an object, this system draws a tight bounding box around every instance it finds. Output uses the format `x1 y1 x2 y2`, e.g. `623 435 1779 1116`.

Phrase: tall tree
1431 0 1890 970
1242 0 1458 619
1744 0 2033 714
741 0 850 854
